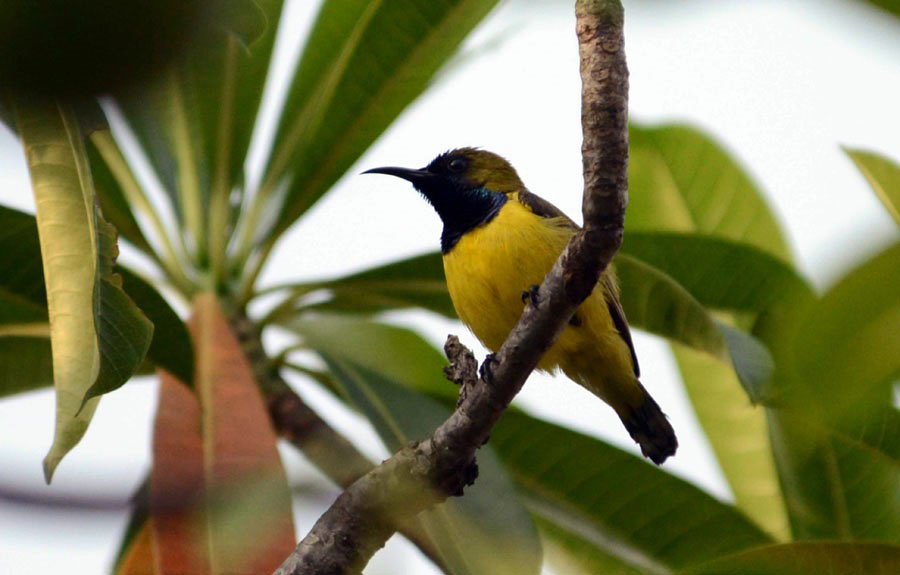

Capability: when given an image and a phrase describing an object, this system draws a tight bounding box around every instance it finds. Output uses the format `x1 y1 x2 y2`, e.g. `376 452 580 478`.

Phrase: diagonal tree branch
274 0 629 573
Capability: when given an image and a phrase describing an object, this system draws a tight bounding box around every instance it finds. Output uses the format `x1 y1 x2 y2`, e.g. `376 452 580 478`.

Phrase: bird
364 148 677 464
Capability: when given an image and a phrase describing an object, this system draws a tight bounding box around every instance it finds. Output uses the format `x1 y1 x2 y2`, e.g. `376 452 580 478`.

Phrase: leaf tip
42 454 60 484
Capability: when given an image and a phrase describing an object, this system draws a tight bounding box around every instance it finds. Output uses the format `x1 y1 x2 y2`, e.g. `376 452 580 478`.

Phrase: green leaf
258 0 501 243
14 100 152 481
191 0 286 279
673 347 789 540
792 243 900 419
83 273 154 402
615 255 774 402
287 314 541 575
536 516 648 575
844 147 900 227
81 106 154 256
628 123 790 261
275 252 455 319
0 337 53 398
283 314 453 400
620 232 814 314
491 410 773 571
16 100 105 482
769 306 900 546
0 205 48 321
0 204 190 387
677 542 900 575
626 126 796 538
767 408 900 542
118 269 193 385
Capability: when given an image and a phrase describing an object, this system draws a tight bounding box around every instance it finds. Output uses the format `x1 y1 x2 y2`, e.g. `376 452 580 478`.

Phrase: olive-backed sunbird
365 148 677 464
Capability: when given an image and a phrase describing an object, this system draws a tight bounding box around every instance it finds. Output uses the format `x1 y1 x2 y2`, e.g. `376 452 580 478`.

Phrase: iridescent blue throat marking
440 187 507 253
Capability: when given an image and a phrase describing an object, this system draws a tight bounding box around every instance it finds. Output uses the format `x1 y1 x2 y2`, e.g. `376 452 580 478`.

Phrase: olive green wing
516 189 640 378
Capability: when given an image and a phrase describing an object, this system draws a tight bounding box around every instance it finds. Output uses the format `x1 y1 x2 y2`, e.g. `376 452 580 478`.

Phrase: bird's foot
520 284 541 308
479 353 499 384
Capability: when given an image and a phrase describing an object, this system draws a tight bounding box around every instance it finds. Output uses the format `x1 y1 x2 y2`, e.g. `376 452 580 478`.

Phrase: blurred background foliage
0 0 898 573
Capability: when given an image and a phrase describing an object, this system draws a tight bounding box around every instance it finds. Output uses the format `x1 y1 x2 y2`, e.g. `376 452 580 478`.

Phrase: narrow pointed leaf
295 252 455 318
677 542 900 575
16 101 154 480
673 347 789 539
77 100 155 256
264 0 501 240
845 147 900 226
15 100 105 481
491 410 772 571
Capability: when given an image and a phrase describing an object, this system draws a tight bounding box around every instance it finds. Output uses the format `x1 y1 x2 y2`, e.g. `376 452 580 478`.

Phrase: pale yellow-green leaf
844 147 900 226
15 101 102 482
674 346 789 540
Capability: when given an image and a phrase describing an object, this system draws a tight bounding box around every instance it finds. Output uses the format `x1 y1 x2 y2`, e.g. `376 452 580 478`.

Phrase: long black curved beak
362 166 435 188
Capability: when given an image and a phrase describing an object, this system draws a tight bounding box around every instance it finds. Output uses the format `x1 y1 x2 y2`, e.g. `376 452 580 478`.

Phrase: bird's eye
448 157 467 172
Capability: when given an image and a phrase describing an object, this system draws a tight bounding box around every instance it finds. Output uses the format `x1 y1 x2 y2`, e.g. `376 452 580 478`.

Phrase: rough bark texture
274 1 629 572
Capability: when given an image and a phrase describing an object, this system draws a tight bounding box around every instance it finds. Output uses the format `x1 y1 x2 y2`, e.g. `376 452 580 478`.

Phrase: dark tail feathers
619 384 678 465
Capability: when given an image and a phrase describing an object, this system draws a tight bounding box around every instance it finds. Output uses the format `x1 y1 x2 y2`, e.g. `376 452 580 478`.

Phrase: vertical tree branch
274 1 629 573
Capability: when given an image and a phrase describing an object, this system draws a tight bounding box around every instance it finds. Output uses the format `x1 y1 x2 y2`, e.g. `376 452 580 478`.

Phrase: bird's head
364 148 523 251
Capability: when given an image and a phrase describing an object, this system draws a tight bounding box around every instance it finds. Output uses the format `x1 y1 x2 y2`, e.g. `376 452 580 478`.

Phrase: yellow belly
442 199 638 406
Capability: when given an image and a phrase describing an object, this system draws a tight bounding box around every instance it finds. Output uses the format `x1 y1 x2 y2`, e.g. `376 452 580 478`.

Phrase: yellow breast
442 198 573 364
442 195 634 386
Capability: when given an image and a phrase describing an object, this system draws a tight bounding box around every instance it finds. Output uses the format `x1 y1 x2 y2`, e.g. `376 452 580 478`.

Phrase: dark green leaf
83 276 154 402
0 204 47 316
208 0 268 48
263 0 501 240
767 408 900 542
0 337 53 398
616 255 774 402
677 542 900 575
118 269 193 385
288 252 454 318
491 410 773 571
620 232 814 313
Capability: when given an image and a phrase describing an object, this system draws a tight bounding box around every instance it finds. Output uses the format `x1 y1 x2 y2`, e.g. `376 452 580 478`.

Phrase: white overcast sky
1 1 898 573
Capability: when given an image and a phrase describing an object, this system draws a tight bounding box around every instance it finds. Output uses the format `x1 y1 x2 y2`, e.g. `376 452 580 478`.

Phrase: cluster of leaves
0 0 898 573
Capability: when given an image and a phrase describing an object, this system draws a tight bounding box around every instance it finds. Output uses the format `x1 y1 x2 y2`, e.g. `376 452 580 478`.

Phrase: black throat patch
438 188 507 253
